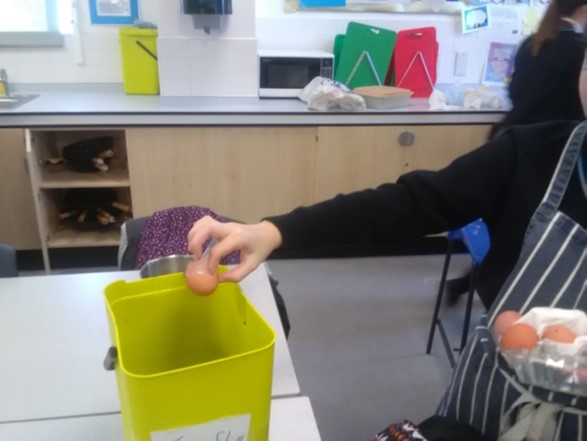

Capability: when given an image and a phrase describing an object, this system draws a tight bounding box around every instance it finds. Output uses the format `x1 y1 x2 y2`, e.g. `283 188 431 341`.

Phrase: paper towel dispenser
182 0 232 15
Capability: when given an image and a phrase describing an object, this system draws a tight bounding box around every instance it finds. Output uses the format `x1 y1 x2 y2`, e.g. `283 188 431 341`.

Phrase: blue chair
425 219 490 367
0 243 18 278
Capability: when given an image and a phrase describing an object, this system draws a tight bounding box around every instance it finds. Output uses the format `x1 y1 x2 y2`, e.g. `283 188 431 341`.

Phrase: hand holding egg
187 216 283 283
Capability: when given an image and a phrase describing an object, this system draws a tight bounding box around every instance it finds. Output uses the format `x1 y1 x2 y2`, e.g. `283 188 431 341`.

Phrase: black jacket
503 26 585 128
266 121 586 309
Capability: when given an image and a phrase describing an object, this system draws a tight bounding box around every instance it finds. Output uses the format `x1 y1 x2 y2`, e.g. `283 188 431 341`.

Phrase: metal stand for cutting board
345 50 382 87
396 50 434 91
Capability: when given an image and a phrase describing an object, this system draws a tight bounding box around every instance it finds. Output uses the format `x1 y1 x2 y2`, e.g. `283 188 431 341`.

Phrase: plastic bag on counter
462 86 504 110
428 88 460 110
430 84 506 111
299 76 366 111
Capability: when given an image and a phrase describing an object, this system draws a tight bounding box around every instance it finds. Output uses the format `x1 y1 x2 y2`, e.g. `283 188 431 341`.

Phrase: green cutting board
333 33 345 79
335 22 397 89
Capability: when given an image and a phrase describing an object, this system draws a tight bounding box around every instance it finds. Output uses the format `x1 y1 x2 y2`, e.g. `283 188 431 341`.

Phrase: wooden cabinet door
315 126 407 201
315 124 491 201
126 127 318 223
0 129 40 249
401 124 491 173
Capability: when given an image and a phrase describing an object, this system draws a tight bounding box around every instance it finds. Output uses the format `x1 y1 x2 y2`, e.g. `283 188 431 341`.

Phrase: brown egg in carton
493 307 587 396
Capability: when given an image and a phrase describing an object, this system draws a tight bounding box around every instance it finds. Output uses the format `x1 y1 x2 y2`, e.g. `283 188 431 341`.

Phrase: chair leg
426 240 454 354
459 262 478 351
436 319 456 369
0 244 18 278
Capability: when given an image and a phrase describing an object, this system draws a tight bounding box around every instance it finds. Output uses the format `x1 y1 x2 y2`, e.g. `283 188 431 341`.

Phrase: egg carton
498 307 587 397
502 342 587 396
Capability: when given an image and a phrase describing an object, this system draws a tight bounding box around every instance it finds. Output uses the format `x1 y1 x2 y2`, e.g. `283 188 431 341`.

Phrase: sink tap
0 69 8 96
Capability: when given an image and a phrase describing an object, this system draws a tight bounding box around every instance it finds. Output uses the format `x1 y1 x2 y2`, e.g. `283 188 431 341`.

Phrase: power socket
454 52 468 77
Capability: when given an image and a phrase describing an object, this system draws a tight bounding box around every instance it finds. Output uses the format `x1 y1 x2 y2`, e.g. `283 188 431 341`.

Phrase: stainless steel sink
0 94 38 109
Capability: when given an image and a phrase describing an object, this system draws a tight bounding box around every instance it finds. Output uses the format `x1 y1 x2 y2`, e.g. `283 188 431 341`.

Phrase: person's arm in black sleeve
265 132 517 253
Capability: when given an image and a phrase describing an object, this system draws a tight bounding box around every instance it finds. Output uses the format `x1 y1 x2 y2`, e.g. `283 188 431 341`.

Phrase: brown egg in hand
185 271 218 295
185 259 218 296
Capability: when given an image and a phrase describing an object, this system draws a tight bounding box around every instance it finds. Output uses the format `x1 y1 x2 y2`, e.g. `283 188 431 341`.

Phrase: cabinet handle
23 157 29 175
398 131 415 147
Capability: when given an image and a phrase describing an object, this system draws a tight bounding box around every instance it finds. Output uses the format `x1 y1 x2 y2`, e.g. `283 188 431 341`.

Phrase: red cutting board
386 27 438 98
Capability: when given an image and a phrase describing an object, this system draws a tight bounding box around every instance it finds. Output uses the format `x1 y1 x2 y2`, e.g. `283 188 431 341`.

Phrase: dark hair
531 0 587 55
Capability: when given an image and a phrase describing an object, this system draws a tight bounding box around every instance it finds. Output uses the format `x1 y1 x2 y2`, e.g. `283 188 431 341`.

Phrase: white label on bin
151 414 251 441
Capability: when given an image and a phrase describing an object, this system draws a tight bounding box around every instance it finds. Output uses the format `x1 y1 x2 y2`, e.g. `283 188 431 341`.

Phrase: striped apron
436 121 587 441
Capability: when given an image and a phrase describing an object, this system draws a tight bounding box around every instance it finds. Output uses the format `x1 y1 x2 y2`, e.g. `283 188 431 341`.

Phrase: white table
0 396 321 440
0 265 300 423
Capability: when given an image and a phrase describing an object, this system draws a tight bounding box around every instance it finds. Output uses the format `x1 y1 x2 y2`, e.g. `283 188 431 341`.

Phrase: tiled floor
267 254 483 441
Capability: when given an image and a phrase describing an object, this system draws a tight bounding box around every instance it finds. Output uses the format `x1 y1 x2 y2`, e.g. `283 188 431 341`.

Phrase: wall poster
483 42 517 84
89 0 139 25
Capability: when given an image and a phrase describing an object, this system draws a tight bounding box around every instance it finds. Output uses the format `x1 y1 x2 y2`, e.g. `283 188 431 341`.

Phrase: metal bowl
139 254 192 279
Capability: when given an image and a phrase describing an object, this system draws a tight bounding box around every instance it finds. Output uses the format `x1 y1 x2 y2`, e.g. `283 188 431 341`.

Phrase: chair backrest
118 217 148 270
0 243 18 278
447 219 490 265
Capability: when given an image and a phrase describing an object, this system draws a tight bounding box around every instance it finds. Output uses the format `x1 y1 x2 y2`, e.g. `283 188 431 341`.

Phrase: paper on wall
462 5 490 34
486 5 522 37
522 3 548 35
482 42 517 85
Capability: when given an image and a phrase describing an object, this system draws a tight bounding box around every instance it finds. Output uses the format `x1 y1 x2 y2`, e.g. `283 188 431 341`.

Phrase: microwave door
260 57 322 97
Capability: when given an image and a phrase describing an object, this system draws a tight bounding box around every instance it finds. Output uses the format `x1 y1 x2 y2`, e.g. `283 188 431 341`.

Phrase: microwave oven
258 50 334 98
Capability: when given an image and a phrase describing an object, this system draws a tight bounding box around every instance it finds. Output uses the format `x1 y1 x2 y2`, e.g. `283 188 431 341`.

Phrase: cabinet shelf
38 167 130 189
47 227 122 248
39 187 132 250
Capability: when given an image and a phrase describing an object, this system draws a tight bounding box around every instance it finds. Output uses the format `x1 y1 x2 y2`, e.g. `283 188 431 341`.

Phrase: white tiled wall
155 0 258 96
0 0 532 95
157 37 258 96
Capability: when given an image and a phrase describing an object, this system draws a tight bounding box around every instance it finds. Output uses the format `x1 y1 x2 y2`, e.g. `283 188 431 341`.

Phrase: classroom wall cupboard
0 124 490 270
126 125 490 221
125 127 320 222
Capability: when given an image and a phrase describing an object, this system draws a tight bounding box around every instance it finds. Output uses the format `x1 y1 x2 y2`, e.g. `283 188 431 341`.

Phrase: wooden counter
0 91 504 127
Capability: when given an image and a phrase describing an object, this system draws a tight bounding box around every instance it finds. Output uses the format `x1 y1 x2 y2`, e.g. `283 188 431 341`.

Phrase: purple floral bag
134 206 240 270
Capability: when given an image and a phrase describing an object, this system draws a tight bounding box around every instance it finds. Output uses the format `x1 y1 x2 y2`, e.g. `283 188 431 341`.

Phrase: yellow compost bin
104 271 276 441
119 27 159 94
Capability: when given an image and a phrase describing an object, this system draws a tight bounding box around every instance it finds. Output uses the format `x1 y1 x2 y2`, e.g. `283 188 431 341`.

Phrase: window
0 0 72 47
